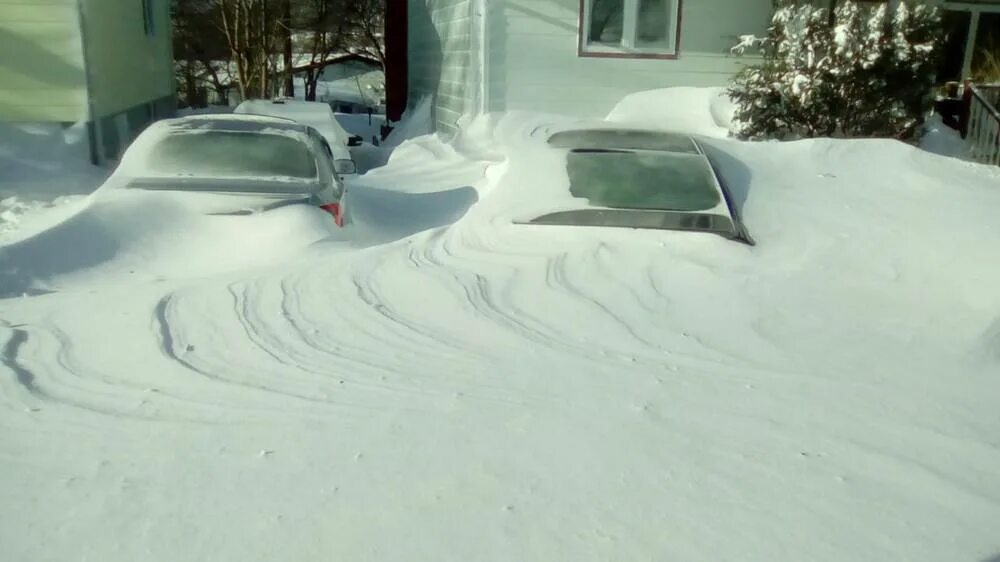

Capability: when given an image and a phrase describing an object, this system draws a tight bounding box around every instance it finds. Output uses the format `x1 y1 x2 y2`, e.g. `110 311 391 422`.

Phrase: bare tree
294 0 350 100
281 0 294 96
175 0 386 104
173 0 233 106
213 0 282 99
343 0 386 68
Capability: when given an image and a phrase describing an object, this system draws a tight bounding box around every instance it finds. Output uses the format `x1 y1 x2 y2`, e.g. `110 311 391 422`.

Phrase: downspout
465 0 490 117
466 0 483 118
75 0 103 165
478 0 490 114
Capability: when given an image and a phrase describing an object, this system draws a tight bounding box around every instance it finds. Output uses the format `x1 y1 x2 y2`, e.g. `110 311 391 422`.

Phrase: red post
384 0 408 123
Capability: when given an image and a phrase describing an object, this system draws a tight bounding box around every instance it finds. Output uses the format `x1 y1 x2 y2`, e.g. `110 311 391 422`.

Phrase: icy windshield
147 131 317 179
566 151 721 211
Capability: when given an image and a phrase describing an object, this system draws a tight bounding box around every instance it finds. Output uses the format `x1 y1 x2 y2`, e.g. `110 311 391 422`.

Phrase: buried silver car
107 114 349 226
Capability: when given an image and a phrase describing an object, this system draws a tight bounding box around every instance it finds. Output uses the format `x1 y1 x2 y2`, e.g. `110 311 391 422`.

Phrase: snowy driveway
2 112 1000 562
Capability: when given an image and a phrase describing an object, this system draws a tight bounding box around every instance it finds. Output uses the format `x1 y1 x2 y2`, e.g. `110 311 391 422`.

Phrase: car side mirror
348 135 363 147
334 159 357 175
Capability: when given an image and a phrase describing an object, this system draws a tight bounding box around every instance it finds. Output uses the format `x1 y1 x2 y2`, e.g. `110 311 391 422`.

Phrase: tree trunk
184 58 197 107
259 0 269 98
305 69 319 101
282 0 294 97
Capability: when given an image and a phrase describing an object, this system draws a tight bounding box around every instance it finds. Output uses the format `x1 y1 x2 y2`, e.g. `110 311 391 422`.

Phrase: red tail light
320 202 344 227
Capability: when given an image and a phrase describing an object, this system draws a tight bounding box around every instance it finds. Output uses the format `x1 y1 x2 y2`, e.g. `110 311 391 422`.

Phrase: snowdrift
0 191 340 296
2 87 1000 562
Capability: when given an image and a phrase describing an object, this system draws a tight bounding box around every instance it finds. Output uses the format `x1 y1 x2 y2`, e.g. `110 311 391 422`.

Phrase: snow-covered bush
729 1 941 140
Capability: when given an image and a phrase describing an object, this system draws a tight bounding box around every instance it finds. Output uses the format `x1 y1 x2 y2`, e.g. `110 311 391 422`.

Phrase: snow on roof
172 113 300 127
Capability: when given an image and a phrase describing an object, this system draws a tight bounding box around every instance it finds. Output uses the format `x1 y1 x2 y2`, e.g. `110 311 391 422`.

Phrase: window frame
578 0 682 59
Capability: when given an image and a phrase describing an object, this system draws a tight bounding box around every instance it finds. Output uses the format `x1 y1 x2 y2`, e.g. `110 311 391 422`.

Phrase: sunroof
566 151 721 212
518 129 753 244
548 129 700 153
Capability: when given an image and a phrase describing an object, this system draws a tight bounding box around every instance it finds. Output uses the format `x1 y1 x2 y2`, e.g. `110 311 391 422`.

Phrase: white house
387 0 1000 135
389 0 773 133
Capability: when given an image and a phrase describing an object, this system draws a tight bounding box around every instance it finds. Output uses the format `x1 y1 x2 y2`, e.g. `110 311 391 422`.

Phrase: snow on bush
729 1 941 140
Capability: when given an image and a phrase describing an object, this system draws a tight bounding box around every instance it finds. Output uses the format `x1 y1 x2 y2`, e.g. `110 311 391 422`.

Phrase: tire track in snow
412 216 782 379
406 231 585 357
285 253 535 406
413 226 683 369
231 278 448 401
0 321 197 420
154 294 206 375
154 292 351 409
2 327 42 398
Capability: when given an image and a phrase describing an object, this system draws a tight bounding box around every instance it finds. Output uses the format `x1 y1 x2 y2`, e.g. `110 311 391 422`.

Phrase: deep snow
2 89 1000 562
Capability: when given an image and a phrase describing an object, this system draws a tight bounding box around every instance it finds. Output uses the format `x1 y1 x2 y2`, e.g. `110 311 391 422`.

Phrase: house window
580 0 681 58
142 0 155 36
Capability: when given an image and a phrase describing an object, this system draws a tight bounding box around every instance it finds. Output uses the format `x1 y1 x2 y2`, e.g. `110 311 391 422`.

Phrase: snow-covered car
517 128 754 244
233 98 361 176
107 114 348 226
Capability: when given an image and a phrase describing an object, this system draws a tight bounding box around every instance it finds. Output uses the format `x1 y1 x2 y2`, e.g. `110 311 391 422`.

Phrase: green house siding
408 0 477 134
0 0 88 122
79 0 173 118
1 0 175 163
79 0 175 160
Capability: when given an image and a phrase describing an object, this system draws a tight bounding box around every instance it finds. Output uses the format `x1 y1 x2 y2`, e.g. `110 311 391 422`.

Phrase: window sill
578 48 680 60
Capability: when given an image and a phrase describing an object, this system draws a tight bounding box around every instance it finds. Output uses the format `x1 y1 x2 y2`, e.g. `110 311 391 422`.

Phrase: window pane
636 0 671 49
971 13 999 82
589 0 624 46
937 10 971 83
148 132 317 179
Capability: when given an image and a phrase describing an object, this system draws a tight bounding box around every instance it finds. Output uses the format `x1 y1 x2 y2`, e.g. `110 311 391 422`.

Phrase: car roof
547 128 703 154
160 114 310 135
237 98 332 112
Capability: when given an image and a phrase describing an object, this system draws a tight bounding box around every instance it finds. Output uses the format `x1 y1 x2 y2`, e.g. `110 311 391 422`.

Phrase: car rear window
565 150 721 212
148 131 317 179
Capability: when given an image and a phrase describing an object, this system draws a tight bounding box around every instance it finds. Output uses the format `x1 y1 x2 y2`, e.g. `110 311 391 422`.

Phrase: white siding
491 0 771 117
408 0 477 134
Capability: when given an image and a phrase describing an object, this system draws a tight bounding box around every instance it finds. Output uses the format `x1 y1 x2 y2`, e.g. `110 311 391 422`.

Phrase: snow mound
382 96 433 148
0 191 339 296
0 195 86 243
0 122 107 201
919 114 969 159
606 87 736 137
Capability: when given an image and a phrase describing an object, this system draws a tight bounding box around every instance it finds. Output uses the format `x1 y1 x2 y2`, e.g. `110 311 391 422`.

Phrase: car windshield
566 150 721 211
147 131 317 179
